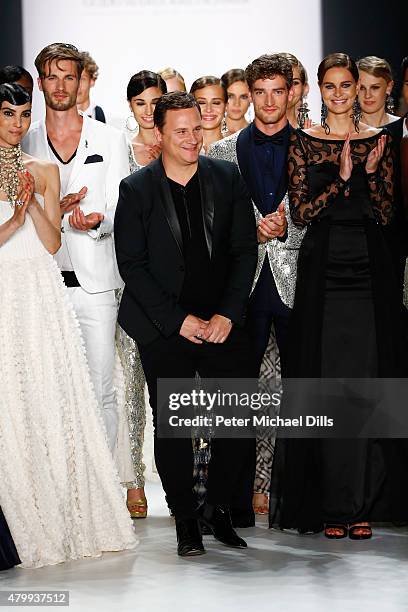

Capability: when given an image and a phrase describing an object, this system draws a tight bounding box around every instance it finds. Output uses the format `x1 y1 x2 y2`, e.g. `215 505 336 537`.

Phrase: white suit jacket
23 114 130 293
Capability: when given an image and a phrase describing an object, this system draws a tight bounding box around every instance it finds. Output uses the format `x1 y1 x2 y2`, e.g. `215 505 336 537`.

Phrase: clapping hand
18 170 35 207
366 134 386 175
11 171 32 227
145 144 161 161
60 186 88 215
68 206 104 231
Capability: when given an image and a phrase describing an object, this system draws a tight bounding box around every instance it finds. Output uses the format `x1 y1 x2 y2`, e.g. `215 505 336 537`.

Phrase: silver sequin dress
116 148 146 489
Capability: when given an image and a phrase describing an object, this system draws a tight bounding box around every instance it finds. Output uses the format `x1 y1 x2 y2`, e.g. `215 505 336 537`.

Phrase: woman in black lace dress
0 507 20 570
269 53 407 539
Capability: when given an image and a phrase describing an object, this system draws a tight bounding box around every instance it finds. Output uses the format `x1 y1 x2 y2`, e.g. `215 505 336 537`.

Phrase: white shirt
48 143 76 272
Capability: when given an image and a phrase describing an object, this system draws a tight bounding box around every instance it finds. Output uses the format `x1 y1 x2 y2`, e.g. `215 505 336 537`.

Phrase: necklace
0 144 25 207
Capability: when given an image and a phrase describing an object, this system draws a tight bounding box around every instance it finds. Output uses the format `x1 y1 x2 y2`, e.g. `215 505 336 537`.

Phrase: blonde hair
80 51 99 80
157 67 186 91
357 56 393 83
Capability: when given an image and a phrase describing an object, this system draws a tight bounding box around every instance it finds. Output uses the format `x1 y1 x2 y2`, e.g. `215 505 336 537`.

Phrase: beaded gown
0 195 136 568
116 149 147 490
270 129 408 530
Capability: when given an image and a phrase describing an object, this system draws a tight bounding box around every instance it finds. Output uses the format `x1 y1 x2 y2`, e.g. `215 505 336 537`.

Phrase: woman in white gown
0 83 136 568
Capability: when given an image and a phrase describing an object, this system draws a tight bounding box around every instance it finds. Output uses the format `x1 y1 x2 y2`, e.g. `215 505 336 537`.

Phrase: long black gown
269 129 408 531
0 507 20 570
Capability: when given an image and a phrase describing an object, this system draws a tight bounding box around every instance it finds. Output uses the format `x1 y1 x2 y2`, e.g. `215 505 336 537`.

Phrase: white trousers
67 287 118 451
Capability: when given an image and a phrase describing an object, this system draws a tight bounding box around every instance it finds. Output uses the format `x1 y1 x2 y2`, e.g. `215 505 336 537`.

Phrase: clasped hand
60 186 104 231
180 314 232 344
257 201 287 243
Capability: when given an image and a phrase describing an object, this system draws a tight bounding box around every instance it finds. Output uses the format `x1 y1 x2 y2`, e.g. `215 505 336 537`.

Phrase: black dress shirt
251 123 290 216
167 172 214 319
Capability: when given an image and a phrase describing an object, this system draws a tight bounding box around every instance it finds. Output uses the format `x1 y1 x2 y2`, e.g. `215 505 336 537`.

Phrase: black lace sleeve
288 131 348 228
366 134 394 226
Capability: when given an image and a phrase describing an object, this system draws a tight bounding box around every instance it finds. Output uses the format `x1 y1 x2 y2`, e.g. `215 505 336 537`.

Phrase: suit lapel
152 159 184 256
198 156 214 258
66 114 90 192
236 124 264 213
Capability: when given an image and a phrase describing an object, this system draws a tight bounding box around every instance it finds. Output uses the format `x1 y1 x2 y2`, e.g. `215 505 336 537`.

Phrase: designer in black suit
114 92 258 557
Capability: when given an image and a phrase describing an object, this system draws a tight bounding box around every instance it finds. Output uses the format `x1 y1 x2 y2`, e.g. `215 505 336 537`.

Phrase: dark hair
153 91 201 131
127 70 167 101
279 53 308 85
190 76 227 102
245 54 293 90
0 65 34 88
221 68 247 90
318 52 359 85
0 83 31 107
35 42 84 79
401 56 408 80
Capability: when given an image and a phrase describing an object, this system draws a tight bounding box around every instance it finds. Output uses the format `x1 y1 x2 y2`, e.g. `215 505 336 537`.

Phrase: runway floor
1 482 408 612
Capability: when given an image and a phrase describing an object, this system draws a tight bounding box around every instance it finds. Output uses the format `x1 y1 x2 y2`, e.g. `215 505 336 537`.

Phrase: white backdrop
23 0 322 124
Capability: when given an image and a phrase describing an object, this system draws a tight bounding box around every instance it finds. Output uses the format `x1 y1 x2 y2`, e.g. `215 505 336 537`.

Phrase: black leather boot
201 504 247 548
175 518 205 557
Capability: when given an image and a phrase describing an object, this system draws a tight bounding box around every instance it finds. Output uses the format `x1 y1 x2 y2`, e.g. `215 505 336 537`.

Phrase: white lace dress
0 195 137 568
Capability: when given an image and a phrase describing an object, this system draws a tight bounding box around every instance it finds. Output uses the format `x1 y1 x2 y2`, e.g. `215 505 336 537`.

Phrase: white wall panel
23 0 322 124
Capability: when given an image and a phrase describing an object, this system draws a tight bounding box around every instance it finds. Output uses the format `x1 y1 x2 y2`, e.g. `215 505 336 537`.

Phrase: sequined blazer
208 128 305 308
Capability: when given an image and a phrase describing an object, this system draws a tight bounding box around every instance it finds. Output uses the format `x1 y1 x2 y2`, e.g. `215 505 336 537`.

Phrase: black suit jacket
114 156 258 346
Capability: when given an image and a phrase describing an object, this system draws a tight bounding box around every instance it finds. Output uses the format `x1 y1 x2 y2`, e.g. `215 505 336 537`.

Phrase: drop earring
321 100 330 135
386 94 395 114
351 98 361 132
297 98 310 129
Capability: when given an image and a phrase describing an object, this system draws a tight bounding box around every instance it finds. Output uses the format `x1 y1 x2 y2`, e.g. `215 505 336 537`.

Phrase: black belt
61 271 80 287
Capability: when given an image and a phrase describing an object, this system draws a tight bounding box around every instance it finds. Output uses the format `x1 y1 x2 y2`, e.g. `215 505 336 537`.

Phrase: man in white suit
23 43 130 450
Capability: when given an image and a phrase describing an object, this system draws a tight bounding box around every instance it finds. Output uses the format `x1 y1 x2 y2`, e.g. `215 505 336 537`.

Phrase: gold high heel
127 496 148 519
252 492 269 515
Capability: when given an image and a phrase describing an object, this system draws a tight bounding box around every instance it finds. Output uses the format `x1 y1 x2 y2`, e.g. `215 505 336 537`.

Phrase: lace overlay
288 130 394 227
0 196 136 568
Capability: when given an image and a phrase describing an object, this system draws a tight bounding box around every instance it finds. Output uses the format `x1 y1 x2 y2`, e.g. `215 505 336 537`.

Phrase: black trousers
139 328 257 519
246 261 291 377
229 263 291 516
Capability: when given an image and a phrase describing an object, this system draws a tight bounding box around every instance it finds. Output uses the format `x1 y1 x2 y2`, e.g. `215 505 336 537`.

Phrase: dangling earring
351 98 361 133
221 116 228 136
125 114 138 132
297 98 310 129
321 100 330 135
386 94 395 114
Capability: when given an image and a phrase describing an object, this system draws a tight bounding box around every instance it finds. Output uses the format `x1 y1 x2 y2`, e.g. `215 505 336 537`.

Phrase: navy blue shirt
251 122 290 216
